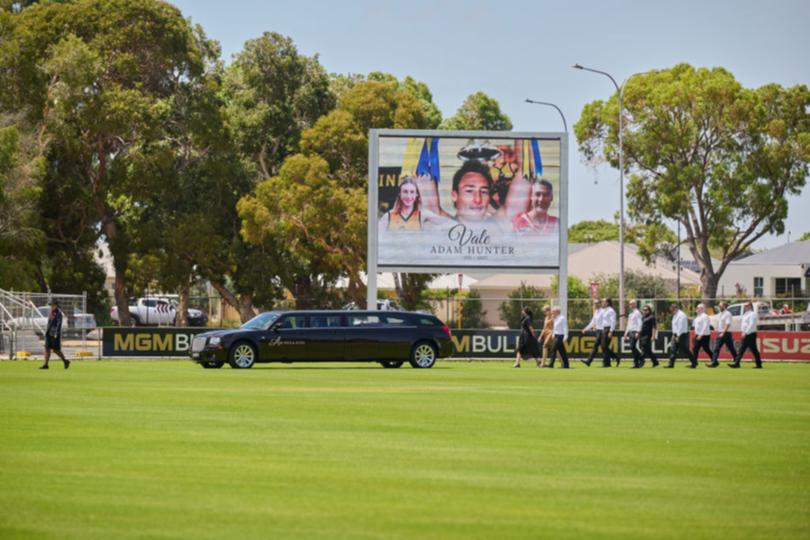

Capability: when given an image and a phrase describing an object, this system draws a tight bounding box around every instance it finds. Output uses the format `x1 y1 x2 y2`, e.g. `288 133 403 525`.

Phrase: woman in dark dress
637 304 659 368
514 307 541 368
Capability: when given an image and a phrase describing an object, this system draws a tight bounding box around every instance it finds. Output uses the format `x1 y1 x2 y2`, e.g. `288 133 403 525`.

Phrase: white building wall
717 264 807 298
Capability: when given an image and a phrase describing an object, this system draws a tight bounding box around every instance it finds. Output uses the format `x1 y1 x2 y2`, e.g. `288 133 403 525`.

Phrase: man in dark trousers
691 303 713 365
709 302 736 368
41 301 70 370
729 301 762 369
581 300 603 367
599 298 619 367
666 303 696 368
547 306 570 368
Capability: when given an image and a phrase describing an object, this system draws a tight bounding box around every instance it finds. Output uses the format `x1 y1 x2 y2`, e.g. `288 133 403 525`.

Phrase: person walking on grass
514 307 540 368
581 300 604 367
547 306 570 369
538 305 554 368
729 301 762 369
637 304 659 368
666 303 696 369
692 304 713 365
40 300 69 370
709 302 736 368
625 299 643 368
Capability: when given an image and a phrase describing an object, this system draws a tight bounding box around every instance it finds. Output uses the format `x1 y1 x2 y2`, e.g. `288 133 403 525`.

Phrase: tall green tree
0 116 43 289
223 32 334 180
0 0 212 324
575 64 810 303
498 283 546 329
441 91 512 131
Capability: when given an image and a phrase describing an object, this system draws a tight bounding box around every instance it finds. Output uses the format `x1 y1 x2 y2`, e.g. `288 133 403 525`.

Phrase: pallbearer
547 306 570 369
709 302 736 368
729 301 762 369
581 300 604 367
691 304 712 365
626 299 642 368
666 303 696 368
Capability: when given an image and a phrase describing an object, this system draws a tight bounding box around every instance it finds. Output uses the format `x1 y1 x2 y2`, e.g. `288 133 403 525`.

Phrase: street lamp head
572 64 584 70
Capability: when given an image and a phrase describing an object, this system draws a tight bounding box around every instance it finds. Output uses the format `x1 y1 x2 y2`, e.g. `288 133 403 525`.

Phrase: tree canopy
575 64 810 302
441 91 513 131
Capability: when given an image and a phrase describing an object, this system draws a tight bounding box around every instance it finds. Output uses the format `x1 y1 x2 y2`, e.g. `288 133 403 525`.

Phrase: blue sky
171 0 810 248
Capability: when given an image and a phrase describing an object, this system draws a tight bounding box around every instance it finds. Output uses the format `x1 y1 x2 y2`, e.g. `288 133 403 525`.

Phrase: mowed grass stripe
0 361 807 539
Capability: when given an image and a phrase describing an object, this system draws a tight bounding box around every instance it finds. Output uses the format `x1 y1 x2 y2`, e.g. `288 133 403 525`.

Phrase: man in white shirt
626 299 643 368
709 302 736 368
547 306 570 369
666 303 696 368
600 298 619 367
691 304 712 365
581 300 603 367
730 301 762 368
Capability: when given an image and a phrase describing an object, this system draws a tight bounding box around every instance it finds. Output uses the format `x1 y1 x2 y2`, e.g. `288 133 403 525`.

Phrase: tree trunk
176 280 190 327
700 270 720 308
210 280 256 323
112 269 130 326
293 276 313 309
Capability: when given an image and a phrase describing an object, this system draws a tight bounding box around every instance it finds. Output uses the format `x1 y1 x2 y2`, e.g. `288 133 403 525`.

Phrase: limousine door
305 314 346 361
343 314 394 361
261 315 309 361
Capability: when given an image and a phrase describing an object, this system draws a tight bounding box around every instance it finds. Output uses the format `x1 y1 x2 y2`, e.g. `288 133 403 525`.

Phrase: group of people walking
514 299 763 369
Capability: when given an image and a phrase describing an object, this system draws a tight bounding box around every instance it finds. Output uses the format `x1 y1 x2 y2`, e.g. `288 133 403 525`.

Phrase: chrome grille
191 336 207 353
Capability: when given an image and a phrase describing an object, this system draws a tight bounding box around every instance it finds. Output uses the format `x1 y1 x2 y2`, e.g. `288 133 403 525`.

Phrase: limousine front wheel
409 342 437 369
228 342 256 369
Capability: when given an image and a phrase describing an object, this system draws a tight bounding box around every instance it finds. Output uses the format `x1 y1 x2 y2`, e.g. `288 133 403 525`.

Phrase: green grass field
1 360 808 539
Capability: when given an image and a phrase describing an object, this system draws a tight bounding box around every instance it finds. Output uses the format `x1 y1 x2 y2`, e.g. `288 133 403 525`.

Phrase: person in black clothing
514 307 540 368
637 305 659 368
41 301 69 370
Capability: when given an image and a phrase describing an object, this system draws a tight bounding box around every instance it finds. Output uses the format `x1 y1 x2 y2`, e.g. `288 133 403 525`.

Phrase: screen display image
373 132 564 270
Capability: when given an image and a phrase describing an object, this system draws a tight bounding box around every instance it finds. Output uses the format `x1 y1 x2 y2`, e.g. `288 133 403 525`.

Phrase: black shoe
63 360 70 370
561 365 570 369
753 365 763 369
615 359 621 367
687 363 697 369
663 364 674 369
631 365 640 369
600 364 611 368
39 364 49 370
651 360 659 368
580 359 592 367
707 362 719 368
727 363 740 369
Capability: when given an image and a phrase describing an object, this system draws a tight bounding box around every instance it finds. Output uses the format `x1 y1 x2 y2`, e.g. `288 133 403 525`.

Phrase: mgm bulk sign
103 327 207 357
369 130 566 272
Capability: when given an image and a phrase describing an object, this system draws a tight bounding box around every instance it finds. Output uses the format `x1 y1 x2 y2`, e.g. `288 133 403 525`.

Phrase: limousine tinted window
242 311 281 330
384 316 410 326
349 315 381 326
310 315 342 328
417 316 441 326
279 315 306 329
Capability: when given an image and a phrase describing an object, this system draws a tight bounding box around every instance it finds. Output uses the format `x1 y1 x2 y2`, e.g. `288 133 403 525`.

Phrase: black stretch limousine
190 310 454 369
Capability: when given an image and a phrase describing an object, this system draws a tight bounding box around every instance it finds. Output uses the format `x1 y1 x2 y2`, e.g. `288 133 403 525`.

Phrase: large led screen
372 132 563 270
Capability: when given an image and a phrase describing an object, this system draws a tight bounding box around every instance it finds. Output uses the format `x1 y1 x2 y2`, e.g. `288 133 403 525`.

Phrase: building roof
728 240 810 266
470 241 701 291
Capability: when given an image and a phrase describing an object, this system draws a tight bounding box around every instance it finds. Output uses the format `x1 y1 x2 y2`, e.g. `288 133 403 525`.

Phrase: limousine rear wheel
228 342 256 369
380 360 404 369
409 341 437 369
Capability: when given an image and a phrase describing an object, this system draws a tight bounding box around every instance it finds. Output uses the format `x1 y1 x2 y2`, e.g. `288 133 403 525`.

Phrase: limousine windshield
242 311 281 330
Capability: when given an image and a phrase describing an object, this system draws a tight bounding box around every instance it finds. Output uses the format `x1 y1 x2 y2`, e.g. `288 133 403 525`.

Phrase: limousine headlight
208 336 221 347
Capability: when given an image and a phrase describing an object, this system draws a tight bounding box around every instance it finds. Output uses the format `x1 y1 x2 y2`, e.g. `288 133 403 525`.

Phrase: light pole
524 98 569 320
572 63 632 329
524 99 568 133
